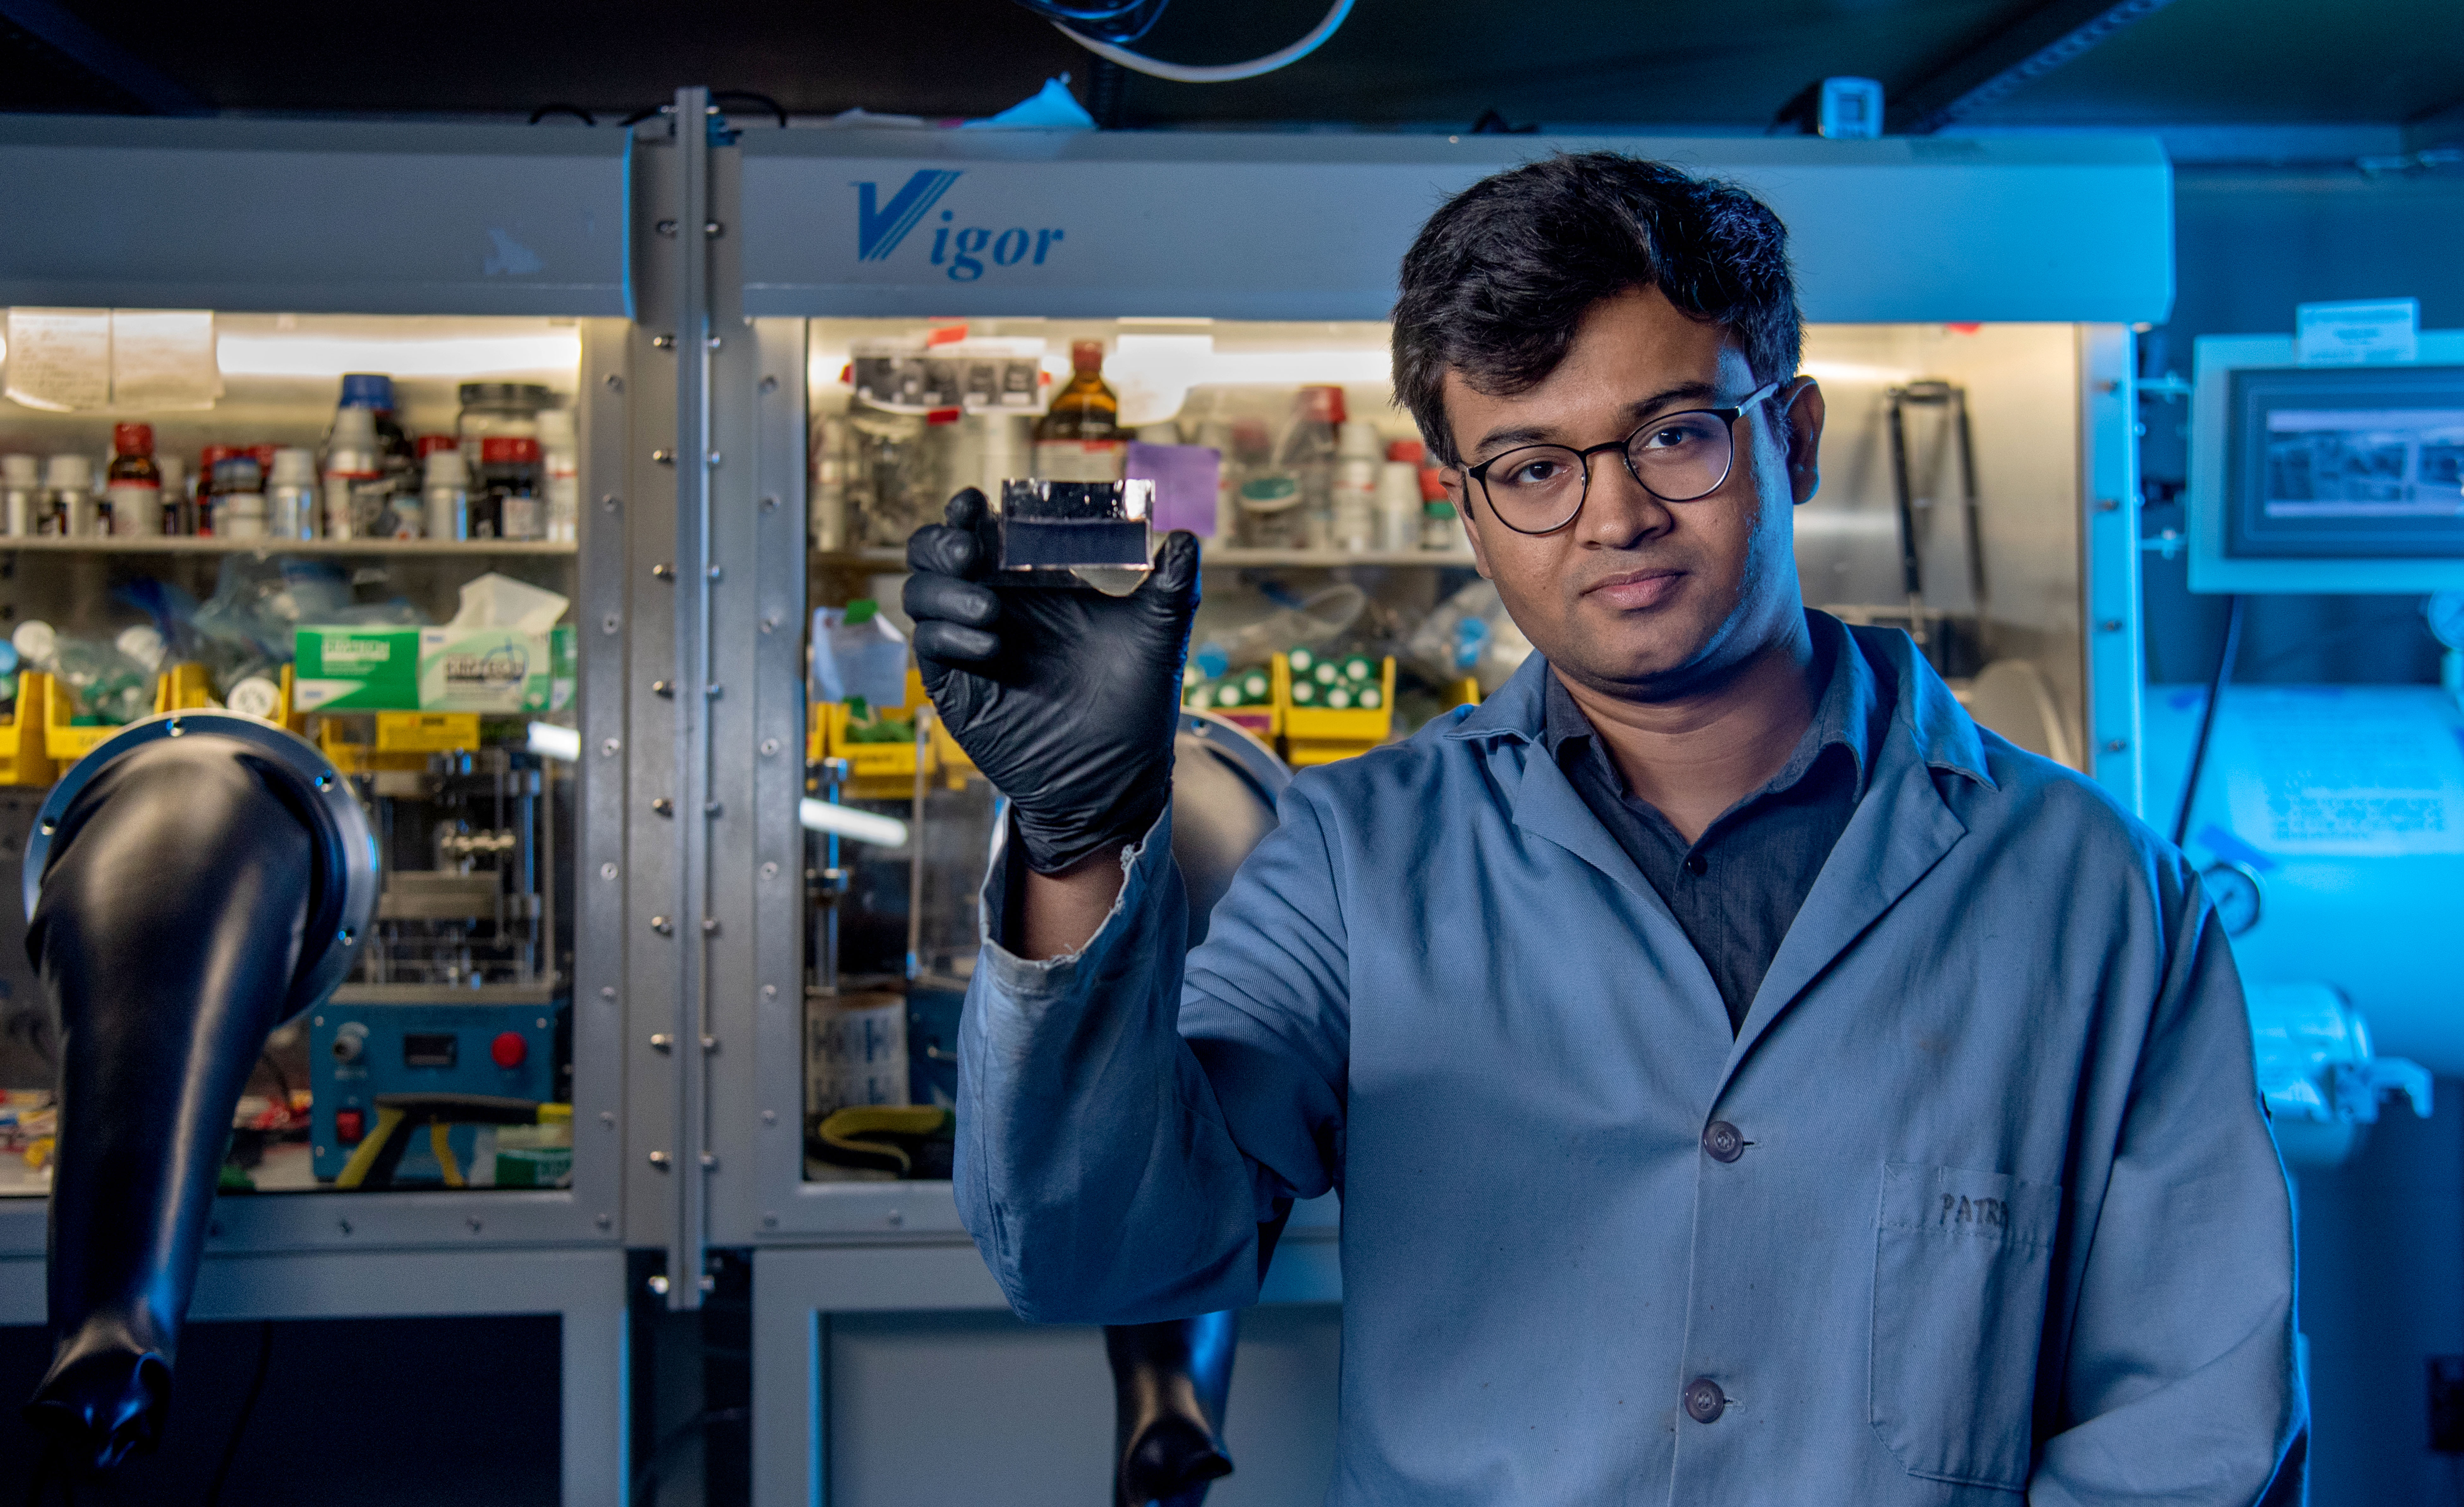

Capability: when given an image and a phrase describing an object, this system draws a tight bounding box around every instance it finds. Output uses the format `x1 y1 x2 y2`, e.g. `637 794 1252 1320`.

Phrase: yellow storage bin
42 675 114 762
1275 654 1398 767
151 662 216 714
0 673 57 788
818 665 933 800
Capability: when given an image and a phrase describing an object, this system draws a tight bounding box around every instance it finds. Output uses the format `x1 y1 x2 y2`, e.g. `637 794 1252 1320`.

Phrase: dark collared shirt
1539 611 1894 1032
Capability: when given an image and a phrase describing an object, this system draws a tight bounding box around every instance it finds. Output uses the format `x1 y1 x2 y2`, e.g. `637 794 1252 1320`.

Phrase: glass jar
456 383 553 467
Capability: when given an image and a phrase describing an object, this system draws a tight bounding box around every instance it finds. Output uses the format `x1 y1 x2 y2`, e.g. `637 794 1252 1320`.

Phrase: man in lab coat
902 152 2303 1503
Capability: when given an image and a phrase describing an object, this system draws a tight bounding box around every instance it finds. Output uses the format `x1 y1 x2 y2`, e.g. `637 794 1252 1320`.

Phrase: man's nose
1574 454 1672 549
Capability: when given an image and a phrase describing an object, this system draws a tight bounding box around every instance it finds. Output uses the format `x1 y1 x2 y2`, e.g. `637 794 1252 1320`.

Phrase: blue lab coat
957 624 2304 1504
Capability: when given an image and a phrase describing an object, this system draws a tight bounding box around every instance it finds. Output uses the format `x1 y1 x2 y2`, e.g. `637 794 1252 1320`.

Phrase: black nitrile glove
903 489 1200 875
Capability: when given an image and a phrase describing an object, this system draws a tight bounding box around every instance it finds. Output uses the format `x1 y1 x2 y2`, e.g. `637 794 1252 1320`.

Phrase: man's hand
903 488 1200 879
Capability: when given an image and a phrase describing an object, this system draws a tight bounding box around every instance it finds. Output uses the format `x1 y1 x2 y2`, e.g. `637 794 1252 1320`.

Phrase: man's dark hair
1392 152 1802 467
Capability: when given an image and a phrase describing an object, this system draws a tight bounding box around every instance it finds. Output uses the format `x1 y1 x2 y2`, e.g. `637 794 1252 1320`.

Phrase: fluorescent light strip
215 331 582 380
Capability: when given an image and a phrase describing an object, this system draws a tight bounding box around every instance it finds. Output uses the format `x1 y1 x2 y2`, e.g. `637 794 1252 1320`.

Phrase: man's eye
1639 417 1717 451
1507 458 1567 486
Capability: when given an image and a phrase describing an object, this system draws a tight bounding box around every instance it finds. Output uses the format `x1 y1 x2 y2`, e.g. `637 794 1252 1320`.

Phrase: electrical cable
1051 0 1355 82
2170 593 2243 847
201 1321 275 1507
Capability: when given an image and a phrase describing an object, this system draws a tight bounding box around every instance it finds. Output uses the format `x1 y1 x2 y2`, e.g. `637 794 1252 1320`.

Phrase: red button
335 1108 365 1144
491 1032 529 1069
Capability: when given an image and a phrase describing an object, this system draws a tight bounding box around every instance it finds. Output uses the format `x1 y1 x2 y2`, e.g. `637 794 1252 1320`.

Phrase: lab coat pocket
1869 1160 2062 1492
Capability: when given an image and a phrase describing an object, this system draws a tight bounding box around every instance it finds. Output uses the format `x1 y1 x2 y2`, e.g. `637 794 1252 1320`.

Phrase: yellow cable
431 1122 465 1188
335 1106 406 1190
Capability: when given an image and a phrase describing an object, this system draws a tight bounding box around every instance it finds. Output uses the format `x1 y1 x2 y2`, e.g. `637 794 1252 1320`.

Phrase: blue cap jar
338 373 397 410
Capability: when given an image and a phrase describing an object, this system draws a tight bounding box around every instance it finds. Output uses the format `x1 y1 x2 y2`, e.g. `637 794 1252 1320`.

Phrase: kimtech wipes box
293 626 422 712
414 573 575 714
419 624 574 713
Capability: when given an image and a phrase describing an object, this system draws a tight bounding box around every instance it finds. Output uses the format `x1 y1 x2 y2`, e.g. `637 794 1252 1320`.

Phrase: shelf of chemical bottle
812 547 1477 569
0 537 575 557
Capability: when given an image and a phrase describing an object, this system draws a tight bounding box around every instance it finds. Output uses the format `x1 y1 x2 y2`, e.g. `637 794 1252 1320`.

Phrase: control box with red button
308 998 566 1185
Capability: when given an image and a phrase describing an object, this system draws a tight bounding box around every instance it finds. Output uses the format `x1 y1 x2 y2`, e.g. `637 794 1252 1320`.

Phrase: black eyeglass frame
1460 379 1788 536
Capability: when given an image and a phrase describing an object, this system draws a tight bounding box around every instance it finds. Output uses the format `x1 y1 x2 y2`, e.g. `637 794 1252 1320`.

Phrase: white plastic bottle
1377 461 1422 552
2 455 38 536
45 455 98 536
423 448 470 542
537 408 581 544
267 448 321 541
323 406 383 541
1333 420 1381 553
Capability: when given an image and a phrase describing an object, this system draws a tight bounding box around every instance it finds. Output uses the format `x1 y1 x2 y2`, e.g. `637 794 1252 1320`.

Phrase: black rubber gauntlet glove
903 489 1201 875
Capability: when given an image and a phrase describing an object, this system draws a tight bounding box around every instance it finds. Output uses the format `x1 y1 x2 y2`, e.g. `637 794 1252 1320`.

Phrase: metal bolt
707 451 724 469
762 1213 780 1228
705 684 724 700
2100 619 2124 632
601 1110 616 1125
647 1273 671 1296
700 1152 719 1170
701 916 721 934
652 680 675 698
761 859 780 878
596 1213 613 1230
759 739 780 758
652 561 675 579
884 1209 904 1228
760 614 779 634
314 772 334 791
761 1109 778 1124
700 1034 717 1052
2096 497 2121 512
707 335 724 349
600 986 617 1002
704 802 722 818
601 861 619 880
605 373 624 392
338 1219 353 1235
651 796 674 815
2105 738 2129 753
648 1150 672 1169
602 614 621 635
651 915 673 935
654 221 678 241
650 1033 674 1051
167 717 185 737
652 449 676 466
761 983 778 999
338 928 355 946
704 220 724 237
707 564 723 581
467 1216 483 1233
698 1274 716 1293
652 331 676 347
603 494 620 512
602 736 621 756
759 376 780 396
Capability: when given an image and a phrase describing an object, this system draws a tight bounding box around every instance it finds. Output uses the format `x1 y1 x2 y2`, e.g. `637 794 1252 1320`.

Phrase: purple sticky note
1126 441 1221 539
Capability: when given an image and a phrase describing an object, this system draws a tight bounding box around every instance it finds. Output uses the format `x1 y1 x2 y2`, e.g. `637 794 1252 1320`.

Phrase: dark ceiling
2 0 2459 136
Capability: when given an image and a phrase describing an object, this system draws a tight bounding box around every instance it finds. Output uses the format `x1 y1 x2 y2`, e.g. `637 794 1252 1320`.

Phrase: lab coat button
1683 1377 1727 1423
1701 1121 1745 1163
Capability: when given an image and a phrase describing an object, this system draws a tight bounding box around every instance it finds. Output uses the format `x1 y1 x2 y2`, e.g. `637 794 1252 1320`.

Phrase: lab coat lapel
1719 633 1981 1084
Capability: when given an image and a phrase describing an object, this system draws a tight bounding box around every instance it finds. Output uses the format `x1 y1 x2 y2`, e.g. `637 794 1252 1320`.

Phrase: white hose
800 797 911 849
532 722 908 846
526 722 582 761
1054 0 1353 83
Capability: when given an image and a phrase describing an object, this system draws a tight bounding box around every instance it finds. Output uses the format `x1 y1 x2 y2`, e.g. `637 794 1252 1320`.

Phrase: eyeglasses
1461 380 1785 536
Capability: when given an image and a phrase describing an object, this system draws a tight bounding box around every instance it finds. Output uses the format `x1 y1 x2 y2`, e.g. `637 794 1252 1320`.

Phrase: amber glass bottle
1031 340 1125 482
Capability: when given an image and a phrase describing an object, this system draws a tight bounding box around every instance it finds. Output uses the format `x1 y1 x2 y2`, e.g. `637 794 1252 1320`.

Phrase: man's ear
1446 470 1495 581
1779 377 1825 507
